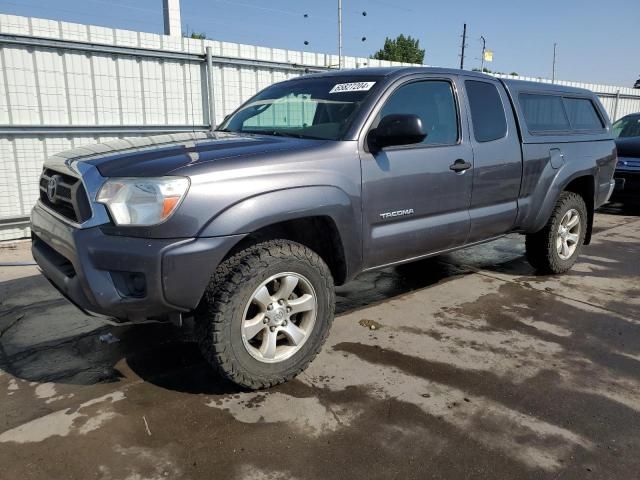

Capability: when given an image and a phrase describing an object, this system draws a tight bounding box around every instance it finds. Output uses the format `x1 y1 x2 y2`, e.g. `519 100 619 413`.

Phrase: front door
360 77 474 269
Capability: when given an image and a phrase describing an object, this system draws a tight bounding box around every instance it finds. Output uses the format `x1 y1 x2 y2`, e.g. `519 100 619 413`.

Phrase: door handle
449 159 472 173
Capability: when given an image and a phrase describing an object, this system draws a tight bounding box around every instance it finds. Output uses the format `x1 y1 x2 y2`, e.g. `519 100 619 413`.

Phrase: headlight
96 177 189 226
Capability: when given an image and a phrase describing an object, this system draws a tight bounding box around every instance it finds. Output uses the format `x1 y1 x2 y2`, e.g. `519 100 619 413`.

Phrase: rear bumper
31 202 242 321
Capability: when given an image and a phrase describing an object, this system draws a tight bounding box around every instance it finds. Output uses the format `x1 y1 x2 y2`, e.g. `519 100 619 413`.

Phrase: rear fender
523 168 596 234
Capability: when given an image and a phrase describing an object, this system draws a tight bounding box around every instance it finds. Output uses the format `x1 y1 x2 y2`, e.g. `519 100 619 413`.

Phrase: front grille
39 168 92 223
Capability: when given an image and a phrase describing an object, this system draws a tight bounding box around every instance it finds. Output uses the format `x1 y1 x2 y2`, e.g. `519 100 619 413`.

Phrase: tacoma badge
380 208 415 220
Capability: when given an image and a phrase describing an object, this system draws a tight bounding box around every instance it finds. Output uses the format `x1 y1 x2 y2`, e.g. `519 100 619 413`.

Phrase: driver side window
379 80 459 145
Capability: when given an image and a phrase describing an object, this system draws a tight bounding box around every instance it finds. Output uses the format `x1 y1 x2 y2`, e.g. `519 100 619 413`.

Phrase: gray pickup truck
31 67 617 389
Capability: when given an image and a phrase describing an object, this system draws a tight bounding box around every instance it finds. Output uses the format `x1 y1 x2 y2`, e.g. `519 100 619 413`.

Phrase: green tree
473 67 495 73
372 34 425 64
472 67 519 76
185 32 207 39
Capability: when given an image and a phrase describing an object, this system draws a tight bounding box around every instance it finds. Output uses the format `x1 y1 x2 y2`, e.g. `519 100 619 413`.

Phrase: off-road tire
525 191 588 274
195 240 335 389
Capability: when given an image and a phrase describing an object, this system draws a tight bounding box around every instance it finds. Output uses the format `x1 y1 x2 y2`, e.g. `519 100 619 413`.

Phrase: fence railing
1 13 639 240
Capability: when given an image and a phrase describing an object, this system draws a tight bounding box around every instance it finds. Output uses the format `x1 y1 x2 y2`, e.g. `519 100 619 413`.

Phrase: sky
1 0 638 87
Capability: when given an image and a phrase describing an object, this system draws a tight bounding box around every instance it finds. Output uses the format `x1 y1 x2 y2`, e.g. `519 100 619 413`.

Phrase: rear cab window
563 97 604 131
520 94 570 133
519 93 604 134
465 80 508 142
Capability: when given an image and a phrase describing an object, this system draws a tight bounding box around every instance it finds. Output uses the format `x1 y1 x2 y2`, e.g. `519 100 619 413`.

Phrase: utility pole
552 42 557 83
480 35 486 72
459 23 467 70
338 0 343 69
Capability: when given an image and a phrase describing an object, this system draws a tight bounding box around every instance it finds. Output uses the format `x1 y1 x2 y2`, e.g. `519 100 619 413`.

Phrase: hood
615 137 640 159
46 132 327 177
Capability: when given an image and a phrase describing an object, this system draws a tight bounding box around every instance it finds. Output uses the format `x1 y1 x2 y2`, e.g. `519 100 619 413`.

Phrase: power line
3 0 298 44
369 0 415 13
82 0 159 14
0 1 161 28
3 0 401 60
203 0 310 18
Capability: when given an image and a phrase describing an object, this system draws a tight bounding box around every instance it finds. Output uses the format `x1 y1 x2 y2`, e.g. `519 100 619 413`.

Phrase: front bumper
31 202 242 321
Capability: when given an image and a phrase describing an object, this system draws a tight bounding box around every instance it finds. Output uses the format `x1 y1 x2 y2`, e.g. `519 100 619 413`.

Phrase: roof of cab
500 78 594 97
305 67 595 95
305 66 491 80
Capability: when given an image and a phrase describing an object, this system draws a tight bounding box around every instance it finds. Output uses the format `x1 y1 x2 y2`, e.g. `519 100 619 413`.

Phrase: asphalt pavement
0 204 639 479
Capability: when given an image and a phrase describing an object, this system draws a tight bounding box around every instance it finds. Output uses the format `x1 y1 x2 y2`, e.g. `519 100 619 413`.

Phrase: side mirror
368 114 427 151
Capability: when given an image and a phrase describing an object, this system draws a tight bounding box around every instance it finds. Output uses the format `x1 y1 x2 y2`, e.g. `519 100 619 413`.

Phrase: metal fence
0 13 418 240
1 13 640 241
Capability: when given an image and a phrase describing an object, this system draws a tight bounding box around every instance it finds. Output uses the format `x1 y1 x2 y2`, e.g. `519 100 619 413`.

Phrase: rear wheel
525 191 587 274
195 240 335 389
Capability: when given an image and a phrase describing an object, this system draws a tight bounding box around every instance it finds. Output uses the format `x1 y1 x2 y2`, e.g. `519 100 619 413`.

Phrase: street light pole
552 42 557 83
338 0 343 69
459 23 467 70
480 35 486 72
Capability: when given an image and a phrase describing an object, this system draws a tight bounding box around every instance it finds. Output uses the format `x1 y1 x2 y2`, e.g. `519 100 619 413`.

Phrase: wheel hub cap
270 307 286 325
241 272 318 363
556 208 581 260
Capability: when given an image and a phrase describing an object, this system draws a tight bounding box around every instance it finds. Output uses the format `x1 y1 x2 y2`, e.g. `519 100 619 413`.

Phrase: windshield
218 76 381 140
612 114 640 138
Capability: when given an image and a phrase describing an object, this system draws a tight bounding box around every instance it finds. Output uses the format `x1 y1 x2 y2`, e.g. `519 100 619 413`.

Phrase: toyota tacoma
31 67 617 389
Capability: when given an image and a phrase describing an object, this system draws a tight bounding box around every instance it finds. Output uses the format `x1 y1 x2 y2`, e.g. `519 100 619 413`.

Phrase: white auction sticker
329 81 376 94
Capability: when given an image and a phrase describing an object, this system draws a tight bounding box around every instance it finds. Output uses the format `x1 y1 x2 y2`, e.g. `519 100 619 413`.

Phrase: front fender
199 185 362 278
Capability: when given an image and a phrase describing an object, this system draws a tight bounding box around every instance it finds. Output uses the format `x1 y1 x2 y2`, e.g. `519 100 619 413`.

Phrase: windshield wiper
240 130 325 140
239 129 298 138
268 131 305 139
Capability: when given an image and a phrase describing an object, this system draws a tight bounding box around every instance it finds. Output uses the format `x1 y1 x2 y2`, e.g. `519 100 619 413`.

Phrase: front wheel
525 191 588 274
195 240 335 389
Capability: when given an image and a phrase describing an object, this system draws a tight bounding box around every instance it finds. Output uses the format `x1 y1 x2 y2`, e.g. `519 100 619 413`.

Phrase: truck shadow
0 241 521 395
598 197 640 217
1 227 634 396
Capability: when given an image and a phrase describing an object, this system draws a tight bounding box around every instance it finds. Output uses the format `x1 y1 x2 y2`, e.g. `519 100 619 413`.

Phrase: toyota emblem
47 176 58 203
